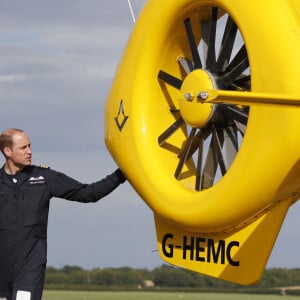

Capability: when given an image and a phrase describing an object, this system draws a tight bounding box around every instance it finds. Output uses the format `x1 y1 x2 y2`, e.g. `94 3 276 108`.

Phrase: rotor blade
201 7 218 70
184 18 202 69
234 75 251 90
223 57 249 86
158 70 182 89
224 125 238 152
224 126 238 167
216 16 238 71
212 127 227 176
178 57 194 74
158 117 185 146
223 105 248 125
195 132 204 191
225 44 247 71
201 135 218 189
175 128 196 179
234 120 246 136
186 128 211 160
234 74 250 85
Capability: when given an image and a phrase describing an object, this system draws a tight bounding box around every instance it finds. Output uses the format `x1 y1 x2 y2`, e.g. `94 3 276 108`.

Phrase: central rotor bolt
184 92 194 101
197 91 209 101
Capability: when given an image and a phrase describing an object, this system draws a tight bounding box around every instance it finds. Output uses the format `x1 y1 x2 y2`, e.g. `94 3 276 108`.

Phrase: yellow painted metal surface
155 197 290 285
105 0 300 285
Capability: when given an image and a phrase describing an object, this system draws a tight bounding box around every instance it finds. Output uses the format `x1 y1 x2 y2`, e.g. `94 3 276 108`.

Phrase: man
0 128 126 300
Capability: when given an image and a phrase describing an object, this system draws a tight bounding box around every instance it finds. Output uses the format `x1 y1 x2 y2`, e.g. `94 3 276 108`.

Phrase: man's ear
3 146 12 158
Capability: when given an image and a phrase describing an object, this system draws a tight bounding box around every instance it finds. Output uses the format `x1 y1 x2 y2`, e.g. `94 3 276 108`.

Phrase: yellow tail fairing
105 0 300 285
155 197 292 285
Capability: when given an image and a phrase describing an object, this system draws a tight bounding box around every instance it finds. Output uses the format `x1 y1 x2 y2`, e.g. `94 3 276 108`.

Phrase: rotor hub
180 69 216 128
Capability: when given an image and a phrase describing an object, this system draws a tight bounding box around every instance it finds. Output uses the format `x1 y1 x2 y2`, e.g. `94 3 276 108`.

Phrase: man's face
5 132 32 168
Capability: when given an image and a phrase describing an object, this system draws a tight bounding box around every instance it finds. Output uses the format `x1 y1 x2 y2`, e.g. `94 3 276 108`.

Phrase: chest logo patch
29 176 45 185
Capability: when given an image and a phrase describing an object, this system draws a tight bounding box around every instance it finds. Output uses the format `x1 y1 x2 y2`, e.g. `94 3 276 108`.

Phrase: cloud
0 74 28 83
0 1 137 152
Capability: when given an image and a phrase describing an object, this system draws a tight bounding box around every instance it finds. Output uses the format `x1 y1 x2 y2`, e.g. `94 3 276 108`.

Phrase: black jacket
0 165 125 238
0 165 125 293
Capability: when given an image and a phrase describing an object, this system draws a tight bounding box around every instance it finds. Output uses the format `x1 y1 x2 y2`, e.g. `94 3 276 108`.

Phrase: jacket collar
0 165 34 185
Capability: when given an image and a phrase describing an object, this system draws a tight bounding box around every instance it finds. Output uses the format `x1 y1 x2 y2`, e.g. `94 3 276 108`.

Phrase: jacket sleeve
48 168 126 203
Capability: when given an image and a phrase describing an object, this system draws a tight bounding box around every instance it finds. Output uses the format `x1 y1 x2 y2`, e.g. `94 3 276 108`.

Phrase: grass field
42 291 300 300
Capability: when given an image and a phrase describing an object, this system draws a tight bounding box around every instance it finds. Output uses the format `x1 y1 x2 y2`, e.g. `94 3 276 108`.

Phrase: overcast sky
0 0 300 273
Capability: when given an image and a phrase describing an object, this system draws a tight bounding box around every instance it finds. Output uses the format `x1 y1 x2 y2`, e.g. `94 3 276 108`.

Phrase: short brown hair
0 128 24 154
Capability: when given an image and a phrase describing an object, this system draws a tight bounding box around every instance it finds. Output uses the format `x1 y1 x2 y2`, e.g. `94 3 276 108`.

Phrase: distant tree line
45 265 300 293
